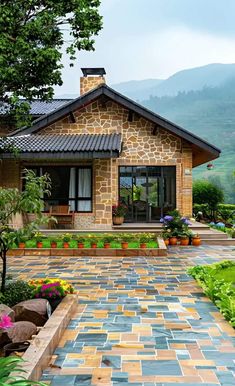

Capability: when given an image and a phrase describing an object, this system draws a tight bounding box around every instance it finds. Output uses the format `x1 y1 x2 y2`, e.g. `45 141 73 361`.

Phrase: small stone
7 321 37 343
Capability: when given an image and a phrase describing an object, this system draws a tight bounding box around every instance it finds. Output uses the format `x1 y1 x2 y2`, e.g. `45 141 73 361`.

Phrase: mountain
112 63 235 100
111 79 163 101
141 80 235 203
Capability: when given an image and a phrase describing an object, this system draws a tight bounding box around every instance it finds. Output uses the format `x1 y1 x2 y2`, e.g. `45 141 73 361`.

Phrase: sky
54 0 235 95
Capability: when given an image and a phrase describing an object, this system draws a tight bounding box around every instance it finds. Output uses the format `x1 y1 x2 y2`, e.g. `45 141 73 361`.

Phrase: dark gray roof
2 133 122 159
0 99 72 116
9 84 220 166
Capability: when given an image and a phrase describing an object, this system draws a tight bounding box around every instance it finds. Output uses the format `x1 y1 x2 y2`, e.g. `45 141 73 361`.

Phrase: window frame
24 165 93 213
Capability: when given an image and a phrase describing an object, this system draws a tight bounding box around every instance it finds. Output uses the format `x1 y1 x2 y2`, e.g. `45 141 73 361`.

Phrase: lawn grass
213 267 235 283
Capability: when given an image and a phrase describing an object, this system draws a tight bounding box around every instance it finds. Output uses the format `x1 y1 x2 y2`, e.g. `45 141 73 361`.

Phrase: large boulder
0 304 15 322
7 321 37 343
13 299 50 326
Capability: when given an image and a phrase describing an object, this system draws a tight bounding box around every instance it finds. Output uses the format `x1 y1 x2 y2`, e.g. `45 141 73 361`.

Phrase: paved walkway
10 246 235 385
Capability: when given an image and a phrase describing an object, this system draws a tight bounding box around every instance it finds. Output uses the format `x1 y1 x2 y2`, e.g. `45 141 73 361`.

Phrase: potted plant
168 231 178 246
161 232 170 246
50 237 57 248
112 203 127 225
139 233 151 248
76 235 85 248
179 232 190 246
103 234 113 248
29 278 75 312
119 233 131 249
61 233 72 248
87 235 99 248
34 231 44 248
192 233 201 246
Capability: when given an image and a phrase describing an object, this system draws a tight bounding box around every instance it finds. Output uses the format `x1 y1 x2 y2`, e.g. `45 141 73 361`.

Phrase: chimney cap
81 67 106 77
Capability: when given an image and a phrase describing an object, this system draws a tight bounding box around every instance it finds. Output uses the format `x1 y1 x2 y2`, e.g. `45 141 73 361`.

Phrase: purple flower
164 215 173 222
160 218 164 223
181 217 191 225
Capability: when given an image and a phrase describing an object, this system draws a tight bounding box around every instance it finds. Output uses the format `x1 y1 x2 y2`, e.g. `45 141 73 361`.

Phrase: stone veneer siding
32 99 193 229
80 76 105 95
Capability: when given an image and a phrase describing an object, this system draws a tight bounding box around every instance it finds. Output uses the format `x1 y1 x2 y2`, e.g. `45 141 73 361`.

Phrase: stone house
0 68 220 229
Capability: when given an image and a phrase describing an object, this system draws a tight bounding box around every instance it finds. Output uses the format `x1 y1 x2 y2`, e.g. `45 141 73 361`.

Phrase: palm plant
0 356 47 385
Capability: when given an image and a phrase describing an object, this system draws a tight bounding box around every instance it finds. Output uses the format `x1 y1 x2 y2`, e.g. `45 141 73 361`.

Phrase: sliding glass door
119 166 176 222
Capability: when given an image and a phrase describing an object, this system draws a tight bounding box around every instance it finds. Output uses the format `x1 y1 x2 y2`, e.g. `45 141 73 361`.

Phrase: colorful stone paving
9 246 235 385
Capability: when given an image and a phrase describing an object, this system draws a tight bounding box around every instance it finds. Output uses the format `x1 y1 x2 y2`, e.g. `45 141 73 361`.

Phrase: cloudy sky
55 0 235 95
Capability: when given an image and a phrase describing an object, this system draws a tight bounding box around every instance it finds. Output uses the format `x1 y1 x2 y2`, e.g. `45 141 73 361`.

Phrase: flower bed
188 260 235 327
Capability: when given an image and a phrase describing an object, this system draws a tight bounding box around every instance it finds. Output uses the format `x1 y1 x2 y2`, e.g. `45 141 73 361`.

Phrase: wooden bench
49 205 75 229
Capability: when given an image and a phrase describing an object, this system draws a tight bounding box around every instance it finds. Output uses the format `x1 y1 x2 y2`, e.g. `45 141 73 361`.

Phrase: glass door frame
118 165 176 223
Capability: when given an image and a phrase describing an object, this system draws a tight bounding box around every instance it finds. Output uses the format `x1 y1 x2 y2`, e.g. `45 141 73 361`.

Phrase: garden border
7 238 167 257
19 294 77 381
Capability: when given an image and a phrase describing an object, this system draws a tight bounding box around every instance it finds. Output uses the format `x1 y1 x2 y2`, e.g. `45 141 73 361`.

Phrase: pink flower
0 314 14 329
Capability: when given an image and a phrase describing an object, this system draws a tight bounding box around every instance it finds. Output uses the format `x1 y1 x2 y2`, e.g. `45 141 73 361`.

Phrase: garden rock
0 304 15 321
7 321 37 343
13 299 50 326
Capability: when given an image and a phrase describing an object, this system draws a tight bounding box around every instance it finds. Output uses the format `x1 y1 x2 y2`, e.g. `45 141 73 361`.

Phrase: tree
0 169 51 292
193 179 224 220
0 0 102 127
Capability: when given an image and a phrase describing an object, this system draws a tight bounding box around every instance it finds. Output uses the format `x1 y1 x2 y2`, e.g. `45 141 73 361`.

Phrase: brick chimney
80 68 106 95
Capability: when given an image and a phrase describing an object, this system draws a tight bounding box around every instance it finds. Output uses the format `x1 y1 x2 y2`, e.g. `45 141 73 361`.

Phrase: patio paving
9 245 235 385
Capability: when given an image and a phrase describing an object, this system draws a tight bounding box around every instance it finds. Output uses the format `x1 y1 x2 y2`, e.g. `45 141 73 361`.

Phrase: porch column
94 159 112 227
181 145 193 216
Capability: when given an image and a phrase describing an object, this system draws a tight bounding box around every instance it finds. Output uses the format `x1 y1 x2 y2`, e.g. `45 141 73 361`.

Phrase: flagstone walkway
10 246 235 385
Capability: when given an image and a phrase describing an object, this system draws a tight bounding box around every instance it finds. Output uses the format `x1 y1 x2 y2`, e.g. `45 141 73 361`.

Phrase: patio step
202 238 235 245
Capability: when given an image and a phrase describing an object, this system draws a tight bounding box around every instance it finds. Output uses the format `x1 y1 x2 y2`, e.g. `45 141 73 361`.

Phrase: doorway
119 166 176 222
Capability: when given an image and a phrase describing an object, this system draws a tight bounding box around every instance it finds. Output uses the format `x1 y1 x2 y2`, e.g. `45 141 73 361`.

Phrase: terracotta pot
50 242 57 248
192 237 201 246
121 242 128 249
113 216 124 225
63 242 69 248
169 237 177 245
18 242 25 249
164 239 169 246
37 241 43 248
140 243 147 249
91 243 97 249
77 243 84 249
180 238 189 246
104 243 110 249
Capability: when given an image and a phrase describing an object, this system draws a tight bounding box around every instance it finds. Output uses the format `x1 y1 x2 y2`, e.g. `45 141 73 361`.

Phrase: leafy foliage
193 180 224 219
2 280 33 307
0 356 47 385
0 169 51 292
188 260 235 326
0 0 102 127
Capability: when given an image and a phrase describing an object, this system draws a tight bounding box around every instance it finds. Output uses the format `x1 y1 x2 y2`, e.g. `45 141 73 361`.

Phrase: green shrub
187 261 235 327
2 280 33 307
193 180 224 219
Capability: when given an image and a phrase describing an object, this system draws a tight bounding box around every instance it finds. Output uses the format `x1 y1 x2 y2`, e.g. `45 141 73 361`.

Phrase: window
26 166 92 212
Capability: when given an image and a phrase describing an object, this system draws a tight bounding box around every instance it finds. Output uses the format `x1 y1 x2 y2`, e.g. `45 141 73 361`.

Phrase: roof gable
9 84 220 163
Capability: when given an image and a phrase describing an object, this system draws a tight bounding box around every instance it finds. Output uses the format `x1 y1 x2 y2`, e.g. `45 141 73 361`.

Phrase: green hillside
142 81 235 203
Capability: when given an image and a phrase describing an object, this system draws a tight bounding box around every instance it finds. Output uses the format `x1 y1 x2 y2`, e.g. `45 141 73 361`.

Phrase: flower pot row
164 236 201 247
18 241 151 249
